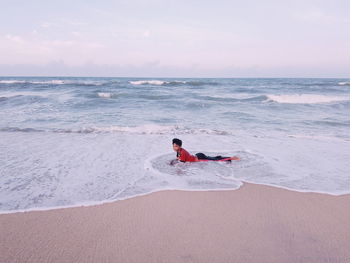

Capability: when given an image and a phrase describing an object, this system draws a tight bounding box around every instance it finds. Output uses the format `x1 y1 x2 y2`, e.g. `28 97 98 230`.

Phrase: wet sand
1 182 350 263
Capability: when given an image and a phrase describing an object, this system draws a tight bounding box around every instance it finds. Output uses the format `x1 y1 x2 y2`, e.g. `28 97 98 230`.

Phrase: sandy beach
1 182 350 263
2 0 350 262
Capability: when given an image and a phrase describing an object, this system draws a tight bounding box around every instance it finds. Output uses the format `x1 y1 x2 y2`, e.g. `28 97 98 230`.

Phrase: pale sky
0 0 349 77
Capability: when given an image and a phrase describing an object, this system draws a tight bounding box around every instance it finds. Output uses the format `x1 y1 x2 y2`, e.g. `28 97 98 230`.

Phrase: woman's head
172 138 182 151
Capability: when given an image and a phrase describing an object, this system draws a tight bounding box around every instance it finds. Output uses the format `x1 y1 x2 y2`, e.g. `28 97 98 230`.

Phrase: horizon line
0 75 349 79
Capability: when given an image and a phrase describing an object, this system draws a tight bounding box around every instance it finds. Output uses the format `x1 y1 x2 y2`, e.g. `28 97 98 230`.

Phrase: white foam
1 130 350 214
204 93 260 100
129 80 186 85
129 80 166 85
81 81 104 86
0 79 106 85
0 80 66 85
97 92 113 98
31 80 65 85
338 82 350 86
287 134 348 142
74 124 232 135
266 94 349 104
0 124 234 135
0 80 26 84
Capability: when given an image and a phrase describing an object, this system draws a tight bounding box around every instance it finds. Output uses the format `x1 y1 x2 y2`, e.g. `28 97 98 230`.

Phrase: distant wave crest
0 80 65 85
0 124 232 135
0 79 219 87
265 94 349 104
0 80 27 84
338 82 350 86
128 80 218 86
129 80 186 85
0 79 104 86
97 92 116 98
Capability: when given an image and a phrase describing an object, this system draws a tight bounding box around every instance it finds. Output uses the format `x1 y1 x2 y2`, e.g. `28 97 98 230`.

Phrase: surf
265 94 350 104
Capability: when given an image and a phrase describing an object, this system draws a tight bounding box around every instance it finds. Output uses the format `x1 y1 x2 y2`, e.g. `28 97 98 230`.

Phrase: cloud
40 22 57 28
292 8 350 25
59 18 89 27
1 1 349 78
0 34 104 65
71 31 82 37
143 30 151 38
5 34 23 43
0 60 349 78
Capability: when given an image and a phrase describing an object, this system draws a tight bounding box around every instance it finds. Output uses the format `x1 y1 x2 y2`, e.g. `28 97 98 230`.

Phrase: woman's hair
172 138 182 146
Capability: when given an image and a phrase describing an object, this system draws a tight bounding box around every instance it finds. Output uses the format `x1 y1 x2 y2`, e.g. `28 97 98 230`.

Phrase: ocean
1 77 349 213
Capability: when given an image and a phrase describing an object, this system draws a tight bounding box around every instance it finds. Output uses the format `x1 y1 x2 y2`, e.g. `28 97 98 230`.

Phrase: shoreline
1 182 350 262
1 181 349 216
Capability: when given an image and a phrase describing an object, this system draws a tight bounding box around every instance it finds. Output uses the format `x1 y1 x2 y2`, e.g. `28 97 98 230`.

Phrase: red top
178 148 198 162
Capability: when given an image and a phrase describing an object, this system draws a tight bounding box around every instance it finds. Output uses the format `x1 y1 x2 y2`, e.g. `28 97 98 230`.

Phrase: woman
172 138 240 163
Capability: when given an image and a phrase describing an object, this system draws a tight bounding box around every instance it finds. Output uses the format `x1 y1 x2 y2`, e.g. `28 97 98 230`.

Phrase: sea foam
338 82 350 86
266 94 349 104
1 77 350 214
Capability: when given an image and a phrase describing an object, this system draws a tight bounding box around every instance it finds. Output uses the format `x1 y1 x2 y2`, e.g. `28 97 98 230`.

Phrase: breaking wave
129 80 185 85
338 82 350 86
0 80 65 85
128 80 218 86
0 79 105 86
0 124 232 135
97 92 117 98
265 94 350 104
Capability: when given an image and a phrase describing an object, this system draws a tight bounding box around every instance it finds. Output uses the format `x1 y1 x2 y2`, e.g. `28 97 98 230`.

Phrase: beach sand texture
1 182 350 263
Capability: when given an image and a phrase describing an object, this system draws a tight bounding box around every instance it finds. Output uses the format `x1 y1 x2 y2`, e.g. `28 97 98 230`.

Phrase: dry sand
1 182 350 263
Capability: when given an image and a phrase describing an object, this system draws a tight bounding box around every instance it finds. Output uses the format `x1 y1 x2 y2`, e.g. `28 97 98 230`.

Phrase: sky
0 0 349 77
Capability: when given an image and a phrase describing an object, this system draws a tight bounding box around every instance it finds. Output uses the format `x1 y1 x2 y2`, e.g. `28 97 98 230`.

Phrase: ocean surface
1 77 350 213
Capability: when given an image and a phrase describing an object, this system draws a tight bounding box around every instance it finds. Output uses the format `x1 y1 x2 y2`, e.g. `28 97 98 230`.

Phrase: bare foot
230 156 240 161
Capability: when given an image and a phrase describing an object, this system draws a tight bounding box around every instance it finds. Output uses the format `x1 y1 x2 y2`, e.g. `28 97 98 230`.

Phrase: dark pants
195 152 229 161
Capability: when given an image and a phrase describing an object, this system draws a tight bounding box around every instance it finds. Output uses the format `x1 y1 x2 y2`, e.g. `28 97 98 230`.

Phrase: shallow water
1 77 350 213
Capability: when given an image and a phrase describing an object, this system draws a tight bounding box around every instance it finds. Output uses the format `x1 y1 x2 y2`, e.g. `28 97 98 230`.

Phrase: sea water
1 77 350 213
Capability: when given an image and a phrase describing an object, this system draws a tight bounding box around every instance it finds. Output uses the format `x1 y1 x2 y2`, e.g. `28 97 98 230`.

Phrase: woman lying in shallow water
171 138 240 164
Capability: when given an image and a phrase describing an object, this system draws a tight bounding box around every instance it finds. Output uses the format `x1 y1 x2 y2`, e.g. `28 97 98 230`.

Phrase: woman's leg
208 155 231 160
195 153 208 160
196 153 230 161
